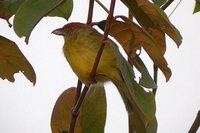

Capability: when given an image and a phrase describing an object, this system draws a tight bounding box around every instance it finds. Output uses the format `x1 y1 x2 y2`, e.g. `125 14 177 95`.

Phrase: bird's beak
52 28 64 35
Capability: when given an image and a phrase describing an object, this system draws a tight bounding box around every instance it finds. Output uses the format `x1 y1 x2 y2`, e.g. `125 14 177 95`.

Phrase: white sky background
0 0 200 133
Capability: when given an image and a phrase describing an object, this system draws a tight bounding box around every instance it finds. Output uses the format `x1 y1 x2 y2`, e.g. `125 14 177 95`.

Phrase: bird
52 22 155 130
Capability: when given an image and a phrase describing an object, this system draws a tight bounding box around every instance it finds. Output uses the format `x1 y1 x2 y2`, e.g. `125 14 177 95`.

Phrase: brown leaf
136 0 182 46
51 87 82 133
51 85 107 133
97 16 171 81
0 36 36 84
121 0 182 47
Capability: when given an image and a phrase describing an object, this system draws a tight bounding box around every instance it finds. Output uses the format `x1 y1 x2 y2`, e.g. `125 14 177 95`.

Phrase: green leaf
134 56 157 89
13 0 72 43
113 47 156 124
147 117 158 133
48 0 73 19
152 0 167 7
193 0 200 14
0 35 36 84
80 84 107 133
0 0 24 14
128 110 146 133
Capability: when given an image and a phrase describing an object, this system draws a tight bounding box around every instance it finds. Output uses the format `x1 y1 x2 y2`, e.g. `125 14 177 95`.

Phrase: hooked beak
52 28 64 35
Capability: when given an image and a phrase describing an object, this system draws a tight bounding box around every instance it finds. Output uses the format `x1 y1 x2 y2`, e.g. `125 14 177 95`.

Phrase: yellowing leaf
51 86 107 133
96 16 171 81
0 36 36 84
51 87 81 133
121 0 182 47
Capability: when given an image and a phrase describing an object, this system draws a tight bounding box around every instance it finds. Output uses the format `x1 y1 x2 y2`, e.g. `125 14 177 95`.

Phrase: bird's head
52 22 91 36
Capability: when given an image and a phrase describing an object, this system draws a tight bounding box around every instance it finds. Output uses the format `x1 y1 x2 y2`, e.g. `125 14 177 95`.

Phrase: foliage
1 0 198 133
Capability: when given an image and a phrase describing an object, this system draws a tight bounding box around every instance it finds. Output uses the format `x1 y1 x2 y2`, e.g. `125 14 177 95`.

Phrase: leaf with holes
0 35 36 84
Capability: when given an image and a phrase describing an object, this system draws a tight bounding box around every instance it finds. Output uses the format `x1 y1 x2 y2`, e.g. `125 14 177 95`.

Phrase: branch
68 1 116 133
87 0 95 24
89 0 116 81
95 0 109 14
189 110 200 133
153 64 158 95
68 86 90 133
74 80 82 105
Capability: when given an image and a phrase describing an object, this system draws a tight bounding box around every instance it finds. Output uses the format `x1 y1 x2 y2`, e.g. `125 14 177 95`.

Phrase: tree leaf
113 47 156 125
96 17 171 81
48 0 73 19
13 0 72 43
133 56 157 89
80 84 107 133
152 0 167 7
0 0 24 15
121 0 182 47
0 35 36 84
193 0 200 14
147 117 158 133
51 85 107 133
51 87 82 133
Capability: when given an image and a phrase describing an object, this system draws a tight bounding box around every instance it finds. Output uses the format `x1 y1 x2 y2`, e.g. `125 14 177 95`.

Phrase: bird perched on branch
52 22 155 130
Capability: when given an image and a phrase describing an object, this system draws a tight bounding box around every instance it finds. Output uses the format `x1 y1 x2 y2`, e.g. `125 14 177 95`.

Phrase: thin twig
69 80 82 133
74 80 82 105
189 110 200 133
89 0 116 81
169 0 182 17
87 0 95 24
68 86 90 133
68 1 116 133
161 0 174 10
153 65 158 95
95 0 109 14
68 0 95 132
